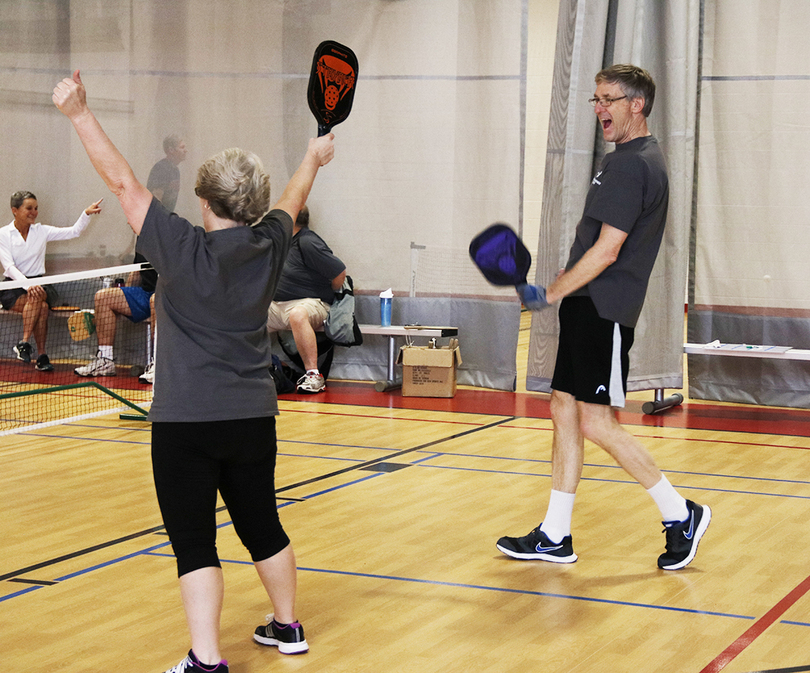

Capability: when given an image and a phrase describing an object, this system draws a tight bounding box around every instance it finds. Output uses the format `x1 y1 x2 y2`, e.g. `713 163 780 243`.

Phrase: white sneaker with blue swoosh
658 500 711 570
496 526 577 563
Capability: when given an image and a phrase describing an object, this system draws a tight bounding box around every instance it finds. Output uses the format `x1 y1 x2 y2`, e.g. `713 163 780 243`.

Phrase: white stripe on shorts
609 322 625 408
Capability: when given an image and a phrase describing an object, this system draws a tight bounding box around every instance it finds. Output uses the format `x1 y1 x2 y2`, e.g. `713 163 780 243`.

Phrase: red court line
281 406 487 428
0 359 150 392
290 381 810 438
700 574 810 673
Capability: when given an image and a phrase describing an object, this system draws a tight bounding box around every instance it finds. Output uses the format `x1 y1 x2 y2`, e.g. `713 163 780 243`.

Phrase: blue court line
279 439 401 450
419 451 810 487
71 422 152 432
278 452 363 464
0 584 42 602
405 461 810 501
134 552 806 627
6 470 810 631
292 472 384 499
17 432 150 446
280 446 810 489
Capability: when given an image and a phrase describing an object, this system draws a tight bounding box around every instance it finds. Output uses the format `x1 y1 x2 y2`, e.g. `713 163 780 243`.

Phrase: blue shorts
122 286 153 323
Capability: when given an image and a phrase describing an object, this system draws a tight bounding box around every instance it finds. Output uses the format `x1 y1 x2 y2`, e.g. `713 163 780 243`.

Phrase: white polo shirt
0 211 91 281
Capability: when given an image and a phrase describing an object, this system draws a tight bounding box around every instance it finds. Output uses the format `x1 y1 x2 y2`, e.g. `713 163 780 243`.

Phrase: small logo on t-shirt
592 171 603 185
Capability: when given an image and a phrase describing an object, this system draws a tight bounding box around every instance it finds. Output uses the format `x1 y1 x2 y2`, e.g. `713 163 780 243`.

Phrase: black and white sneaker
14 341 32 363
658 500 711 570
163 649 228 673
496 526 578 563
35 354 54 372
253 615 309 654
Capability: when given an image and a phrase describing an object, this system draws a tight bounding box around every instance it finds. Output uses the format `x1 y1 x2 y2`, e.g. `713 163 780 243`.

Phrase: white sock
99 345 113 360
306 368 320 377
539 490 576 543
646 475 689 523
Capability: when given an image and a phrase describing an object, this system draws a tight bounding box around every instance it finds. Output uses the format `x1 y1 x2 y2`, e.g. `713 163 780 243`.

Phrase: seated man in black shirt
74 252 157 378
267 206 345 393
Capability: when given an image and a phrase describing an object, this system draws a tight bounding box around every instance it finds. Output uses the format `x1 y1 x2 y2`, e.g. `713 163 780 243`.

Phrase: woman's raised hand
53 69 88 120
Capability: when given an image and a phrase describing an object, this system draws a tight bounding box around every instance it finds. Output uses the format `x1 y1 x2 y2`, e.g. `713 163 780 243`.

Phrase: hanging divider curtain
687 0 810 408
526 0 699 395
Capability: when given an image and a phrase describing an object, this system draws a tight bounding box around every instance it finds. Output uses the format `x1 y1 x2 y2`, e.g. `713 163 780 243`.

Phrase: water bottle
380 288 393 326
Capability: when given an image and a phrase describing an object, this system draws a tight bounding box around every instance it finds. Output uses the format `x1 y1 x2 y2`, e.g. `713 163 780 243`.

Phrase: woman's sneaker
163 650 228 673
253 615 309 654
35 354 54 372
13 341 32 363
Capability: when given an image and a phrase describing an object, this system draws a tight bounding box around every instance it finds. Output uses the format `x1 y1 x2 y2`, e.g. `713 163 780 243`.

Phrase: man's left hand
516 283 550 311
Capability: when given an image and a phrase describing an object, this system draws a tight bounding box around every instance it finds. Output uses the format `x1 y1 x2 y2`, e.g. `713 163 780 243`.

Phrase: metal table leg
374 335 402 392
642 388 684 415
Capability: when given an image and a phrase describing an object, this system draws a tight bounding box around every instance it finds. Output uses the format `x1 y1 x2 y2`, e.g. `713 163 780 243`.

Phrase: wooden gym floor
2 314 810 673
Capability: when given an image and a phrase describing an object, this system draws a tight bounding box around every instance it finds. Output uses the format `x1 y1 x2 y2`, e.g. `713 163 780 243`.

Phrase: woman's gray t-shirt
137 199 293 422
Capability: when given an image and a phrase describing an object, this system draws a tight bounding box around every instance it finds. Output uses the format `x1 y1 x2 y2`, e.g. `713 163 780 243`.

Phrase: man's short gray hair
596 64 656 117
163 134 183 154
194 148 271 225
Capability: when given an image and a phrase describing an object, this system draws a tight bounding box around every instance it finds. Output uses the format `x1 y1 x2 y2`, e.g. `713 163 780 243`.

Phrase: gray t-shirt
566 135 669 328
137 199 293 422
273 227 345 304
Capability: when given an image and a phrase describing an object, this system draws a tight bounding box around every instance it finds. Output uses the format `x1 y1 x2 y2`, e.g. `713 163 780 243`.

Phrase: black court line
0 524 168 582
742 667 810 673
275 417 514 495
8 578 58 586
1 417 513 583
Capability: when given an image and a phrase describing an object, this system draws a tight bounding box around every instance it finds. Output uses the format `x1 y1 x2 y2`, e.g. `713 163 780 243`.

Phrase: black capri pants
151 416 290 577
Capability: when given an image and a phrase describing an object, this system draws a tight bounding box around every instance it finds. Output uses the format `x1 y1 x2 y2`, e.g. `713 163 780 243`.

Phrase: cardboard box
397 344 462 397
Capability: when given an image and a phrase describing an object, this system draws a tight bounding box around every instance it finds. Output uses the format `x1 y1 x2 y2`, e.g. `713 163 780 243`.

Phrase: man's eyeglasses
588 95 627 108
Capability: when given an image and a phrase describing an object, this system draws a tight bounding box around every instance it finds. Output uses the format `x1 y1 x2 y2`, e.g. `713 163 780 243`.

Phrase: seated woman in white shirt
0 191 103 371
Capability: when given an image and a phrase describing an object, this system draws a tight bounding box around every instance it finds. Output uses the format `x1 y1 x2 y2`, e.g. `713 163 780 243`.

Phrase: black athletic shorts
550 296 634 407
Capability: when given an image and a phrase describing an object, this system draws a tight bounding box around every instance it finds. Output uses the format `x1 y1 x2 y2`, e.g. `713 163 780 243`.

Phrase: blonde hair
194 148 271 225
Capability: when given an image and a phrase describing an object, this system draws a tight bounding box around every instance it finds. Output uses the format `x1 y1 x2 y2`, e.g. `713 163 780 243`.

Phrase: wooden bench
358 324 459 392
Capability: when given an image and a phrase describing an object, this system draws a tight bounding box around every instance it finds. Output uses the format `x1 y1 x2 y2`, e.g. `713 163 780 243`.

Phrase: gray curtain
687 0 810 408
526 0 700 394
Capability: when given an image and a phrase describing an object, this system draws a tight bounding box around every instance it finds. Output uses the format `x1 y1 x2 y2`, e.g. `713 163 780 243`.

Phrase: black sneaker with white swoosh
657 500 711 570
496 526 578 563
